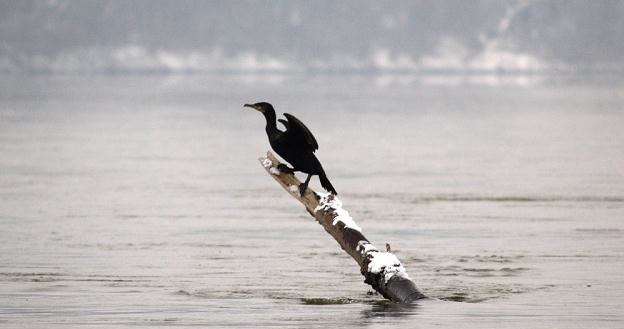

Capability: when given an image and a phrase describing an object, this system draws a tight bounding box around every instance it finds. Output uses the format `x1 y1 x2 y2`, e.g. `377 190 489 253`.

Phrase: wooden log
259 151 426 303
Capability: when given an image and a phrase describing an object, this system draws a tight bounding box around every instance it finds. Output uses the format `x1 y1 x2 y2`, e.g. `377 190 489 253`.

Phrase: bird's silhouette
245 102 337 196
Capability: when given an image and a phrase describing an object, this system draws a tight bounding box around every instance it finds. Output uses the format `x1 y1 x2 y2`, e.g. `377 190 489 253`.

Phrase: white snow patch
269 167 281 175
314 193 362 232
356 240 379 254
227 52 290 71
112 45 160 71
367 252 410 282
469 44 544 71
288 185 300 193
313 196 410 283
357 240 409 283
372 49 417 70
156 51 188 71
261 158 273 168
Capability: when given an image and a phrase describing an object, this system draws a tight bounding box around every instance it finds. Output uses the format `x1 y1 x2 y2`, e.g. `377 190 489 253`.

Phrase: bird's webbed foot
298 183 307 197
277 164 295 175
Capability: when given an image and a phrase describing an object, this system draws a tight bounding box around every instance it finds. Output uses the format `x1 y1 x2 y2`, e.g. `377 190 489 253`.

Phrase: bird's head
244 102 274 114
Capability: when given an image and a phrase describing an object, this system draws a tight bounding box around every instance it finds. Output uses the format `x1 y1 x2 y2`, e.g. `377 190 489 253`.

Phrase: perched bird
245 102 337 196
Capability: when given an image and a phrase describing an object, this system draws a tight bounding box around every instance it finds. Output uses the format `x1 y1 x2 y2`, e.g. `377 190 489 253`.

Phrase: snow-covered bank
0 45 584 75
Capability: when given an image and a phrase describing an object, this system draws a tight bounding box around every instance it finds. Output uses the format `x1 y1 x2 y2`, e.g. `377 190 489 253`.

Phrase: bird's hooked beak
244 103 264 112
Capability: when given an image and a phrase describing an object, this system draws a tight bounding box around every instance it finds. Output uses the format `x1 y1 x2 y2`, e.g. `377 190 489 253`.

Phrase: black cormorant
245 102 337 196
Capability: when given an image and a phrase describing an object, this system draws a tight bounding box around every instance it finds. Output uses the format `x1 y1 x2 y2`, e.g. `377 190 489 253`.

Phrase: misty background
2 1 624 328
2 0 624 75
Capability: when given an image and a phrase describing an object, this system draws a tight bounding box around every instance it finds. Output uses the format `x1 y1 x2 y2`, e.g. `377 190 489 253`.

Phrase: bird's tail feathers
319 172 338 195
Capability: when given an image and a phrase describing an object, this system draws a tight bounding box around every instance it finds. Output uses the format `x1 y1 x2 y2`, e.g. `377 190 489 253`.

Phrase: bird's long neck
263 110 278 135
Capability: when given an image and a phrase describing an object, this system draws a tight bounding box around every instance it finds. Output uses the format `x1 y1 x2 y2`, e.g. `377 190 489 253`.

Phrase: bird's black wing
278 118 289 130
282 113 319 152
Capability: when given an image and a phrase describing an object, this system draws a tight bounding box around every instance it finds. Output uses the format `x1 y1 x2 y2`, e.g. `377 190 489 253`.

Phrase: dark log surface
259 151 426 303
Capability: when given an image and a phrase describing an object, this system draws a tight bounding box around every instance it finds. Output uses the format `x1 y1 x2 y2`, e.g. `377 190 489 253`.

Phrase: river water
1 75 623 328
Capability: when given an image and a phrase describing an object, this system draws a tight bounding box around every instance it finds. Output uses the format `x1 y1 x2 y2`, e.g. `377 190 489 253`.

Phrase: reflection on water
362 300 421 318
1 75 623 328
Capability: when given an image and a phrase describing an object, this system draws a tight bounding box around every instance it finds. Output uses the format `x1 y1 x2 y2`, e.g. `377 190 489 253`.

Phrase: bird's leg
299 174 312 196
276 164 295 175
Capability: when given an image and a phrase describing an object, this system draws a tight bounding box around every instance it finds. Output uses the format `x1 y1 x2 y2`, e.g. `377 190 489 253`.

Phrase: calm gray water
1 75 623 328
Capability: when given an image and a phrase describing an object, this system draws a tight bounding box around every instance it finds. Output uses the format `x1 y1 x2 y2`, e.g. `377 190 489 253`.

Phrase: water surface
1 75 623 328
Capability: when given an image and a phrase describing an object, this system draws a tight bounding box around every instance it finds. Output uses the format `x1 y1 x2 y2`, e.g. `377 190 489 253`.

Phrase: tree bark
259 151 426 303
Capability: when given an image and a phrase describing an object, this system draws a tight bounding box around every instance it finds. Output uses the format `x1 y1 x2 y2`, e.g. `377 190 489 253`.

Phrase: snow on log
259 151 426 303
